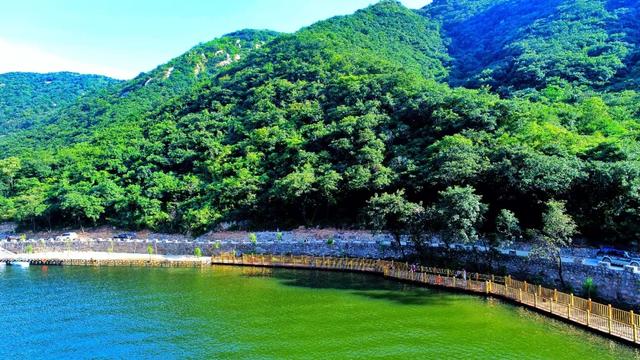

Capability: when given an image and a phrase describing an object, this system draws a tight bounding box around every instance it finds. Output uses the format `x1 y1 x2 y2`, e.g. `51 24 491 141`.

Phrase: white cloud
0 38 135 79
401 0 431 9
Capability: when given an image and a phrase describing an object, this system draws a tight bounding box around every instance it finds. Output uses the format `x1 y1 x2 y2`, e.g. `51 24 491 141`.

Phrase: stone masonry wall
495 254 640 307
2 231 640 307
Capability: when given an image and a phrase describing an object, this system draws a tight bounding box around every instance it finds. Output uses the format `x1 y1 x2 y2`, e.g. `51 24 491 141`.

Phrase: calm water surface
0 265 638 359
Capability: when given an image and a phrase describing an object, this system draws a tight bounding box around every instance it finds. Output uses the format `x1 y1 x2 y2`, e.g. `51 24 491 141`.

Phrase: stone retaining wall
496 254 640 307
3 234 640 307
0 237 408 259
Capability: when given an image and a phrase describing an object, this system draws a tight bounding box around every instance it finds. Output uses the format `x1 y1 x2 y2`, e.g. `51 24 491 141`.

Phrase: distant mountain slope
607 0 640 90
0 72 118 135
422 0 640 94
294 1 449 79
0 29 279 154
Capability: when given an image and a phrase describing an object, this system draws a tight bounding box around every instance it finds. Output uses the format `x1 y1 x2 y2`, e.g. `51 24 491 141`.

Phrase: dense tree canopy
0 72 118 135
1 1 639 249
423 0 640 94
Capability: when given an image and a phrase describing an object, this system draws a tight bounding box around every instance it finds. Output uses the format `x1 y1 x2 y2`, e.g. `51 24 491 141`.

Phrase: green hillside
0 72 118 135
0 29 279 155
1 0 639 248
423 0 640 94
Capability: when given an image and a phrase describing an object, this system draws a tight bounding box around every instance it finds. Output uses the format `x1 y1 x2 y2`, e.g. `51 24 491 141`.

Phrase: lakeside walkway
211 253 640 346
2 251 209 267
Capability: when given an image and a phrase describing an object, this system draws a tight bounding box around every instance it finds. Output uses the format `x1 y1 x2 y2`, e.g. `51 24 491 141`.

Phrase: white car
55 232 78 241
596 248 640 267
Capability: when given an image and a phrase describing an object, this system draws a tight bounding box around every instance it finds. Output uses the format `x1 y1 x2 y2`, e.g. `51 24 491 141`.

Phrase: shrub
25 244 33 254
582 277 597 298
249 233 258 244
194 247 203 257
214 241 221 249
327 237 335 245
276 232 283 241
147 245 154 255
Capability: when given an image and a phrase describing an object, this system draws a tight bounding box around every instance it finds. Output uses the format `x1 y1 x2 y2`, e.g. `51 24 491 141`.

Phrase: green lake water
0 265 638 359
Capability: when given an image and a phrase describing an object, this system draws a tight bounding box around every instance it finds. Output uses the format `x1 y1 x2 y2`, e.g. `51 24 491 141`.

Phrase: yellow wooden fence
211 253 640 345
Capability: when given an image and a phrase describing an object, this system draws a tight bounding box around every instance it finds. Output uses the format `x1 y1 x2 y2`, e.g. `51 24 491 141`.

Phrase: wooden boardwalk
211 253 640 346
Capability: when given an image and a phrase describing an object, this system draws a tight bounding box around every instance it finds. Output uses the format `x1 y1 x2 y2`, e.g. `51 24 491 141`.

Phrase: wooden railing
211 253 640 345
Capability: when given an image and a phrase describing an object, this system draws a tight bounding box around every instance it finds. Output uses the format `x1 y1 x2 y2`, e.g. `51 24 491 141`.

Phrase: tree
495 209 521 247
426 134 490 186
59 190 104 231
530 200 577 288
13 178 49 231
272 162 340 224
366 190 425 257
430 186 487 249
0 196 16 222
484 209 521 268
0 157 21 195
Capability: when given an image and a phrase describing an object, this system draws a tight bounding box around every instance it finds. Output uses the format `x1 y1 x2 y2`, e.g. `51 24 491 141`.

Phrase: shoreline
2 250 639 347
3 237 640 307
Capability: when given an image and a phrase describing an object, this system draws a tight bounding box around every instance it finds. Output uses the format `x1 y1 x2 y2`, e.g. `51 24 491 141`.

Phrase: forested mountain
0 72 118 135
1 0 639 248
423 0 640 94
0 29 279 154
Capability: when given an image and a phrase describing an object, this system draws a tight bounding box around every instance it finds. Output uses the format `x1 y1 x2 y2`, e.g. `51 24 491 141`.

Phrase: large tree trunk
411 234 427 258
481 237 494 271
556 252 566 289
394 233 406 259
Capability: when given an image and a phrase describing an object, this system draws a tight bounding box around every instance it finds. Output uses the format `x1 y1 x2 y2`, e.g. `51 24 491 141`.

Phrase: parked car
596 247 640 267
3 235 20 241
55 232 78 241
113 233 137 240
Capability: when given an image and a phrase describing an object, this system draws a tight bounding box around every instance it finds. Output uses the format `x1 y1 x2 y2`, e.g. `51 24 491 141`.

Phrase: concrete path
6 251 205 262
0 247 15 258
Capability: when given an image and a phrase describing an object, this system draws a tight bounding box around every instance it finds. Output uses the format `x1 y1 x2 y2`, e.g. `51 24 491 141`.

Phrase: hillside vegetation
0 72 118 135
424 0 640 94
1 1 639 249
0 29 279 154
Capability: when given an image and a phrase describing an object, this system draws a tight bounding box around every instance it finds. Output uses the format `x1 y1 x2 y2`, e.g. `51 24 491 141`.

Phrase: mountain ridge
0 29 280 154
0 1 639 248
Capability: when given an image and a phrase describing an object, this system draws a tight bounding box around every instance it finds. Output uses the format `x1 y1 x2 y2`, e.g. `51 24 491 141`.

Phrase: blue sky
0 0 430 79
